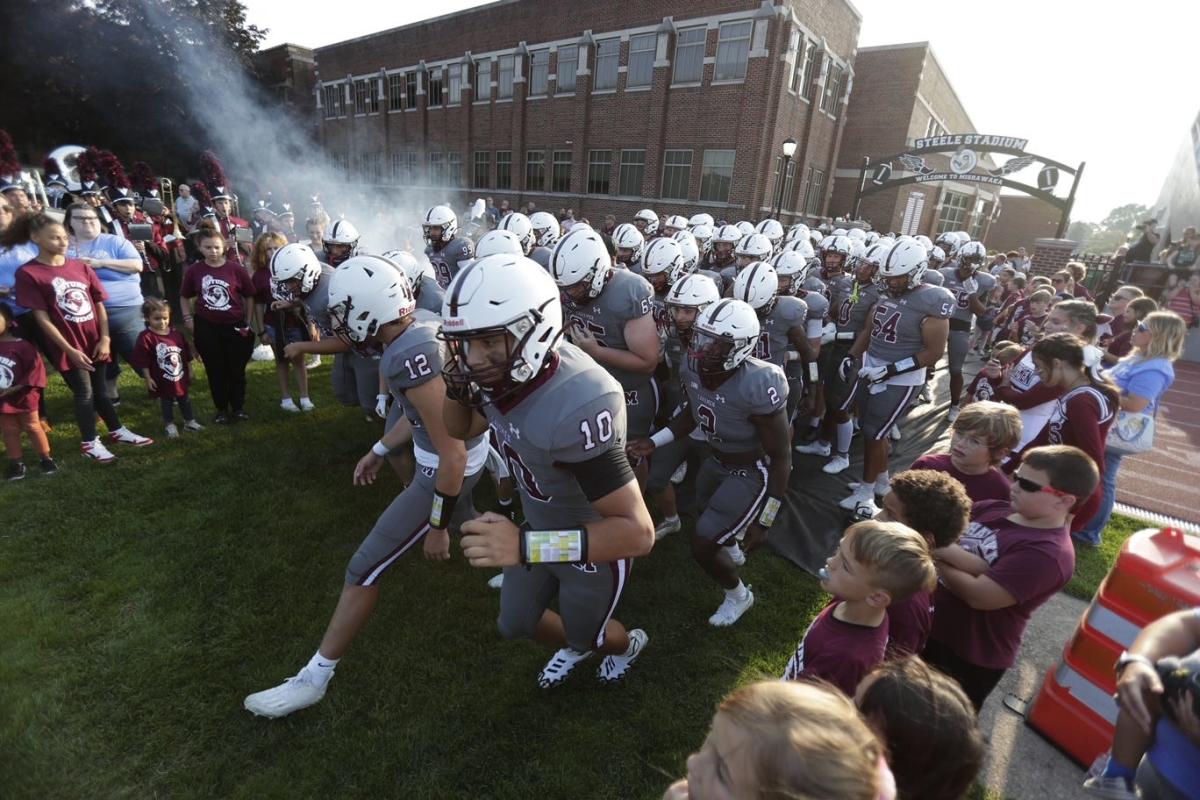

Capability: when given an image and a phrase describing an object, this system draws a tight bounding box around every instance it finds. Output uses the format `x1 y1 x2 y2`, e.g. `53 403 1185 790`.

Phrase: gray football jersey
797 287 829 328
834 280 881 335
680 357 787 455
415 274 445 315
824 274 855 320
801 274 827 294
483 343 628 528
531 247 552 270
922 269 945 287
565 269 655 391
426 237 475 289
867 284 955 362
939 267 990 323
382 312 484 455
755 295 808 369
696 267 725 293
300 265 338 335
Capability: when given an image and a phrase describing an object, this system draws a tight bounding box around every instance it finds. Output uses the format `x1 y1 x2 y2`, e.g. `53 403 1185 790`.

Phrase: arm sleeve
1123 369 1170 403
969 498 1006 522
129 331 152 370
13 268 47 311
112 236 140 261
748 366 789 416
560 448 636 503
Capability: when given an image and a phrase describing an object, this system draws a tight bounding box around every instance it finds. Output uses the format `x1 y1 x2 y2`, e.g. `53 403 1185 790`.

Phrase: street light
773 137 798 220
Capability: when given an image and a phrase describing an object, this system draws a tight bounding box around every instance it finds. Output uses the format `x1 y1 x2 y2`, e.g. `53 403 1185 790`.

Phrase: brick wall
1030 238 1078 277
984 195 1063 253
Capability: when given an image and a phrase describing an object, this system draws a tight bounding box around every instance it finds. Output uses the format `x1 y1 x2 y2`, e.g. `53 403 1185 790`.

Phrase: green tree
1100 203 1150 235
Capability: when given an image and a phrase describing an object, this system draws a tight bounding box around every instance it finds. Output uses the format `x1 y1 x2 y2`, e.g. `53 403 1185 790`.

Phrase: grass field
0 358 1138 799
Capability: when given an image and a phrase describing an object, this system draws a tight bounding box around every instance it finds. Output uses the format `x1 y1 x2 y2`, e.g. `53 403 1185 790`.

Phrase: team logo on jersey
950 148 978 175
0 359 13 390
625 390 639 406
201 275 233 311
961 519 1000 565
508 423 521 439
155 343 185 381
51 277 94 323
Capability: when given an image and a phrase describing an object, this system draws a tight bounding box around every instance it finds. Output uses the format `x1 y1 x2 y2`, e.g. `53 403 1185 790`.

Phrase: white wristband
650 428 675 448
371 440 390 457
786 350 801 362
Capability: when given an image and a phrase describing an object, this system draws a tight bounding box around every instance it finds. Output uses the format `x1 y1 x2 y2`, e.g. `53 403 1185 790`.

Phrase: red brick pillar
1030 238 1078 278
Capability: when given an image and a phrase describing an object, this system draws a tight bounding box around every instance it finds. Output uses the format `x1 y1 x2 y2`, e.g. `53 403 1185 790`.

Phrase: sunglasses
1136 322 1149 333
1013 474 1072 498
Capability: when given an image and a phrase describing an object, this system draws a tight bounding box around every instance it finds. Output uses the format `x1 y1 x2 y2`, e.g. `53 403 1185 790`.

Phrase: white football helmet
711 224 742 259
611 222 646 268
858 242 892 283
662 214 689 235
877 238 928 294
691 223 714 256
734 233 773 263
772 250 811 294
642 237 684 294
688 212 715 229
381 249 429 295
846 227 867 242
785 224 810 244
781 238 816 260
549 226 613 306
847 240 867 270
422 205 458 245
808 229 824 248
634 208 659 237
441 254 563 405
672 230 700 272
934 232 958 255
322 219 361 266
732 261 780 317
734 221 756 238
270 243 324 297
665 273 721 339
528 211 561 249
755 219 785 250
832 227 848 236
327 255 415 352
958 240 987 271
475 229 525 259
913 234 934 252
498 212 535 255
928 245 947 270
689 299 760 382
820 234 853 277
864 231 880 246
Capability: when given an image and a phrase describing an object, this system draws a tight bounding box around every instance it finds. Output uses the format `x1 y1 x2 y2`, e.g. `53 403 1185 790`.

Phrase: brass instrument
159 177 175 213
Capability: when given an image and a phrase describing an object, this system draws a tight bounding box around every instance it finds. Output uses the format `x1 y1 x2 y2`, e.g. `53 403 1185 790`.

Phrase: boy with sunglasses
920 445 1100 710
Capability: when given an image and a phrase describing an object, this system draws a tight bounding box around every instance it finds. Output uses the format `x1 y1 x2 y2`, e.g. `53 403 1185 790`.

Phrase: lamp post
773 137 797 220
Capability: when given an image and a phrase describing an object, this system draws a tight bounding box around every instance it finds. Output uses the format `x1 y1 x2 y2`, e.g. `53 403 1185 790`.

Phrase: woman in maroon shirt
6 214 152 462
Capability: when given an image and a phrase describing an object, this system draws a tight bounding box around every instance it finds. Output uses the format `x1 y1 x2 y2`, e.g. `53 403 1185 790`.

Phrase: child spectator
855 656 986 800
0 302 55 478
131 298 202 439
1104 296 1157 365
923 445 1100 710
181 226 255 423
965 342 1023 403
879 470 972 657
1015 290 1052 346
970 283 1004 354
783 521 936 696
8 213 152 462
1098 285 1143 349
912 400 1020 503
663 680 893 800
251 232 313 413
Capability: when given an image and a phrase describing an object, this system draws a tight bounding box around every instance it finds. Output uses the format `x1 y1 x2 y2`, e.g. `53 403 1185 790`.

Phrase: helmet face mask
423 205 459 248
688 329 736 385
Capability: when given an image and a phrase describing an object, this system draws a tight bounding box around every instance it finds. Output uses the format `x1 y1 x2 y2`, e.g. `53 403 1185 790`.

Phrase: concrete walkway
977 591 1093 799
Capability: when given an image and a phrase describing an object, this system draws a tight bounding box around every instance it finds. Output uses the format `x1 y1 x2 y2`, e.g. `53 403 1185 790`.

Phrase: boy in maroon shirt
912 401 1020 504
131 298 203 439
1015 290 1052 347
783 520 936 696
0 302 55 478
878 469 972 658
922 445 1100 710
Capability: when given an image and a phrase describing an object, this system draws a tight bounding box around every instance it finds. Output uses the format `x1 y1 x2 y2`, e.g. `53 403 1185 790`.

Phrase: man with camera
1084 608 1200 799
1126 219 1162 264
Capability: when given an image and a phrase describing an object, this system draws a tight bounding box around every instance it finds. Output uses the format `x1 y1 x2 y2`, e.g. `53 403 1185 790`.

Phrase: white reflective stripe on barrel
1054 662 1118 725
1084 601 1142 648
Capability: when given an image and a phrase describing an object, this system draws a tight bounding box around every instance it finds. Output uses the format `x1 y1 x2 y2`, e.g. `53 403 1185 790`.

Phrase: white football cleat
537 647 592 689
81 439 117 463
709 588 755 627
839 488 873 510
947 405 961 423
244 670 328 718
597 628 648 684
654 516 682 540
822 454 851 474
487 573 504 590
794 439 831 456
852 497 881 521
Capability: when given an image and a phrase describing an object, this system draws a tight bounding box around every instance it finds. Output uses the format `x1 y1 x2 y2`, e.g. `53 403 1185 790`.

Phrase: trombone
160 177 175 212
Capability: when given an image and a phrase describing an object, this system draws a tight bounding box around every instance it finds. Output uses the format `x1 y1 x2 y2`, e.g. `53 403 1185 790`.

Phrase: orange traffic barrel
1026 528 1200 766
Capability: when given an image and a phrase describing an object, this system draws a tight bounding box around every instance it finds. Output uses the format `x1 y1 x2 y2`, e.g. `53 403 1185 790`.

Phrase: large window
714 21 751 81
800 42 819 100
937 191 972 234
402 73 418 109
627 33 656 88
473 152 491 189
528 50 549 96
525 150 545 192
587 150 611 194
802 167 826 216
427 68 444 107
556 45 578 94
619 149 645 196
497 55 514 99
387 74 404 111
448 66 462 104
552 151 572 193
699 150 735 203
473 60 489 100
662 149 693 200
428 152 446 186
323 84 344 118
970 199 993 240
391 152 406 182
673 26 706 84
496 151 512 189
594 38 619 90
821 63 843 114
447 152 462 187
353 79 370 114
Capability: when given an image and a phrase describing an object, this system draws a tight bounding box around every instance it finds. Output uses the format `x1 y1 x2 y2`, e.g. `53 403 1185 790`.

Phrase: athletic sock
807 415 821 429
498 497 513 508
874 471 891 494
662 514 680 525
1101 756 1136 781
305 650 339 687
835 421 853 455
725 580 749 601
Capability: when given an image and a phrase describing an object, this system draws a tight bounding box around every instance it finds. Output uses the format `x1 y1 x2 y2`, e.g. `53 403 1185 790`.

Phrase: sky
250 0 1199 223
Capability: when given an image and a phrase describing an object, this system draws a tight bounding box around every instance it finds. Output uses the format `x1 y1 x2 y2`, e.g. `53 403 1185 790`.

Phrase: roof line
315 0 518 51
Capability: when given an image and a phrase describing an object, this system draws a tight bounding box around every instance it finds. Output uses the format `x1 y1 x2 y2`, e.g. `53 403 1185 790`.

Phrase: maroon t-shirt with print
928 499 1074 669
911 453 1012 504
131 328 192 398
0 337 47 413
14 258 109 372
251 268 303 331
887 589 933 659
782 602 889 697
181 259 254 325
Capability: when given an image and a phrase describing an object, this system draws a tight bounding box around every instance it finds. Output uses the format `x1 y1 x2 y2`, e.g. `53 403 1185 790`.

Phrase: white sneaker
669 462 688 485
1082 774 1136 800
487 573 504 590
822 454 851 474
794 439 831 456
184 420 205 432
726 543 746 566
81 439 117 463
889 425 902 442
597 628 648 684
109 427 153 446
280 398 300 413
537 647 592 688
299 397 315 412
852 497 881 521
947 405 961 423
918 385 933 404
251 343 274 362
165 423 180 439
306 355 321 370
839 488 873 510
709 587 755 627
654 516 682 540
243 670 328 718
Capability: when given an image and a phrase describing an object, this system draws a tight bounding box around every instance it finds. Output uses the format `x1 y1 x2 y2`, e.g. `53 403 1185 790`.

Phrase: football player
383 250 444 316
320 218 360 267
940 239 991 421
244 256 486 718
703 224 741 287
528 211 561 269
633 208 659 239
629 299 791 627
839 240 954 516
423 204 474 289
442 254 654 687
611 222 646 273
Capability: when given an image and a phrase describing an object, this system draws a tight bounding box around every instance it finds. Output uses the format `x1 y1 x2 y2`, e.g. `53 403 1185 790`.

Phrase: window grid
714 21 752 81
661 149 693 201
427 68 444 107
497 55 514 99
821 63 843 114
587 150 612 195
673 27 706 84
448 66 462 104
429 152 446 186
594 38 619 90
627 33 656 88
525 150 545 192
473 152 491 189
556 46 578 93
529 50 549 96
496 151 512 189
699 150 735 203
803 167 826 216
801 46 819 101
936 191 972 234
552 150 572 193
447 152 462 188
619 149 646 196
473 60 489 100
354 79 369 114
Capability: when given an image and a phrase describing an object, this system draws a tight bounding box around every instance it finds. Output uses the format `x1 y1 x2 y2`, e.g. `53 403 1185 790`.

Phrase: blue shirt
1106 357 1175 415
0 242 40 316
67 234 142 308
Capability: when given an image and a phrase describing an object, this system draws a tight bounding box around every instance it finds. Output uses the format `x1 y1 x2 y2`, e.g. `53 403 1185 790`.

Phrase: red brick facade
984 195 1064 253
310 0 860 224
